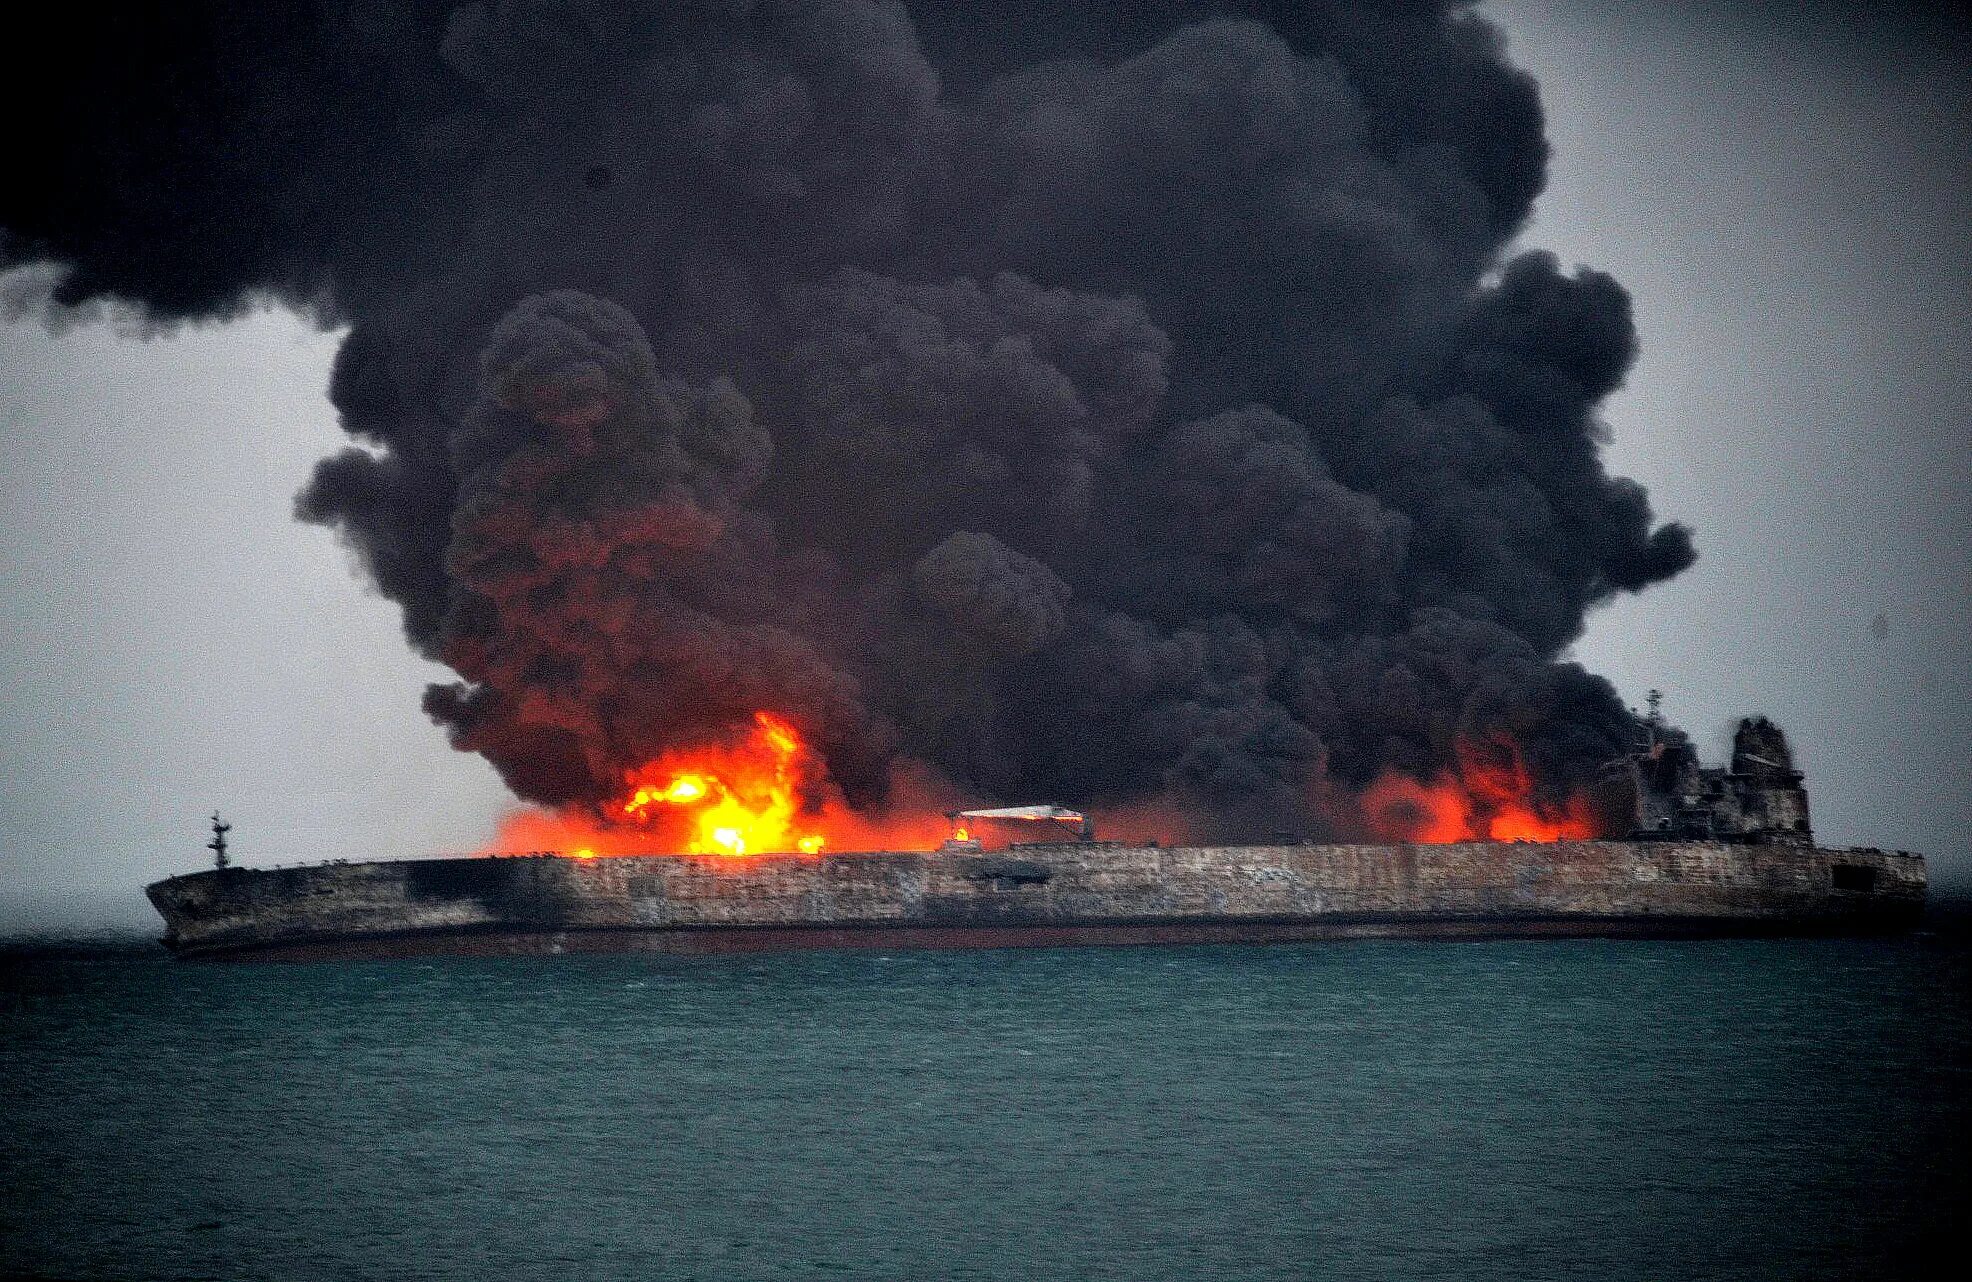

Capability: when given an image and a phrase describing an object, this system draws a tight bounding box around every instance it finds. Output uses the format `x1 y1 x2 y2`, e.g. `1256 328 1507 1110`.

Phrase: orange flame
618 711 823 856
1361 734 1601 844
475 711 1203 861
480 718 968 860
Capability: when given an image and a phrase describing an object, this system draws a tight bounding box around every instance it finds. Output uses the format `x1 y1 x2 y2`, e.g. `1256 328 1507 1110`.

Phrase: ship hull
188 914 1928 964
146 840 1927 962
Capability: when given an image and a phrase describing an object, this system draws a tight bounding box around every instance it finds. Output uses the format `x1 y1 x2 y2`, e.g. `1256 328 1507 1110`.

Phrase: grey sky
0 313 513 931
2 3 1967 932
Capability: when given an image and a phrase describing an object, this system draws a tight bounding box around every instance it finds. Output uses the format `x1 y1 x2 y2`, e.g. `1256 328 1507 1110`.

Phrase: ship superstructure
1628 711 1815 843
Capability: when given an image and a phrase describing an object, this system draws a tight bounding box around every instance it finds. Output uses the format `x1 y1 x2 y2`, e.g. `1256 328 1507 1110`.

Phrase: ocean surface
3 931 1968 1282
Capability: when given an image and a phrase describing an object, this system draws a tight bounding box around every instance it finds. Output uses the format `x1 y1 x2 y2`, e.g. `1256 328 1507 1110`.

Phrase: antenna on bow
207 813 232 870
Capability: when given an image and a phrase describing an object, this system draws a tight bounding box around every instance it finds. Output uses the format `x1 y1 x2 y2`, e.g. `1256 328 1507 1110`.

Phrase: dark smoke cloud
2 1 1696 834
913 533 1072 661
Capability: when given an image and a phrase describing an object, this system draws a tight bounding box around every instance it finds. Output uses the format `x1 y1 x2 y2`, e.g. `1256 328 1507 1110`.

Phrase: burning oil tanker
147 715 1925 960
24 6 1929 959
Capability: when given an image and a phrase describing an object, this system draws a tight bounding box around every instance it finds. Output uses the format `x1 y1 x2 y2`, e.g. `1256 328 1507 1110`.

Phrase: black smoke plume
2 1 1695 835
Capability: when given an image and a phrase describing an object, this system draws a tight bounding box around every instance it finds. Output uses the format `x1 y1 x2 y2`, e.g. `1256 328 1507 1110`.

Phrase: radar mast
207 813 232 870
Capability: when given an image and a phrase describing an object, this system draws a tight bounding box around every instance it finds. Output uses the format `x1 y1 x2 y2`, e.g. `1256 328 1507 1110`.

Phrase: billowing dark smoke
2 1 1695 835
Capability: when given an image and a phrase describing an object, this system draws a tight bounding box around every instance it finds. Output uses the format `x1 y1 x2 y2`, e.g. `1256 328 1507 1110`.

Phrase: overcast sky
2 3 1967 932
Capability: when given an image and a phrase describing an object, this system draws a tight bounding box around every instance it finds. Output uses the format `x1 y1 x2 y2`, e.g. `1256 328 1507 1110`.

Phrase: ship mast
207 813 231 870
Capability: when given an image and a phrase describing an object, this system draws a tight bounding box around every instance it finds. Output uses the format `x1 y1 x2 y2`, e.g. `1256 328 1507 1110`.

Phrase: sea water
3 933 1967 1281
